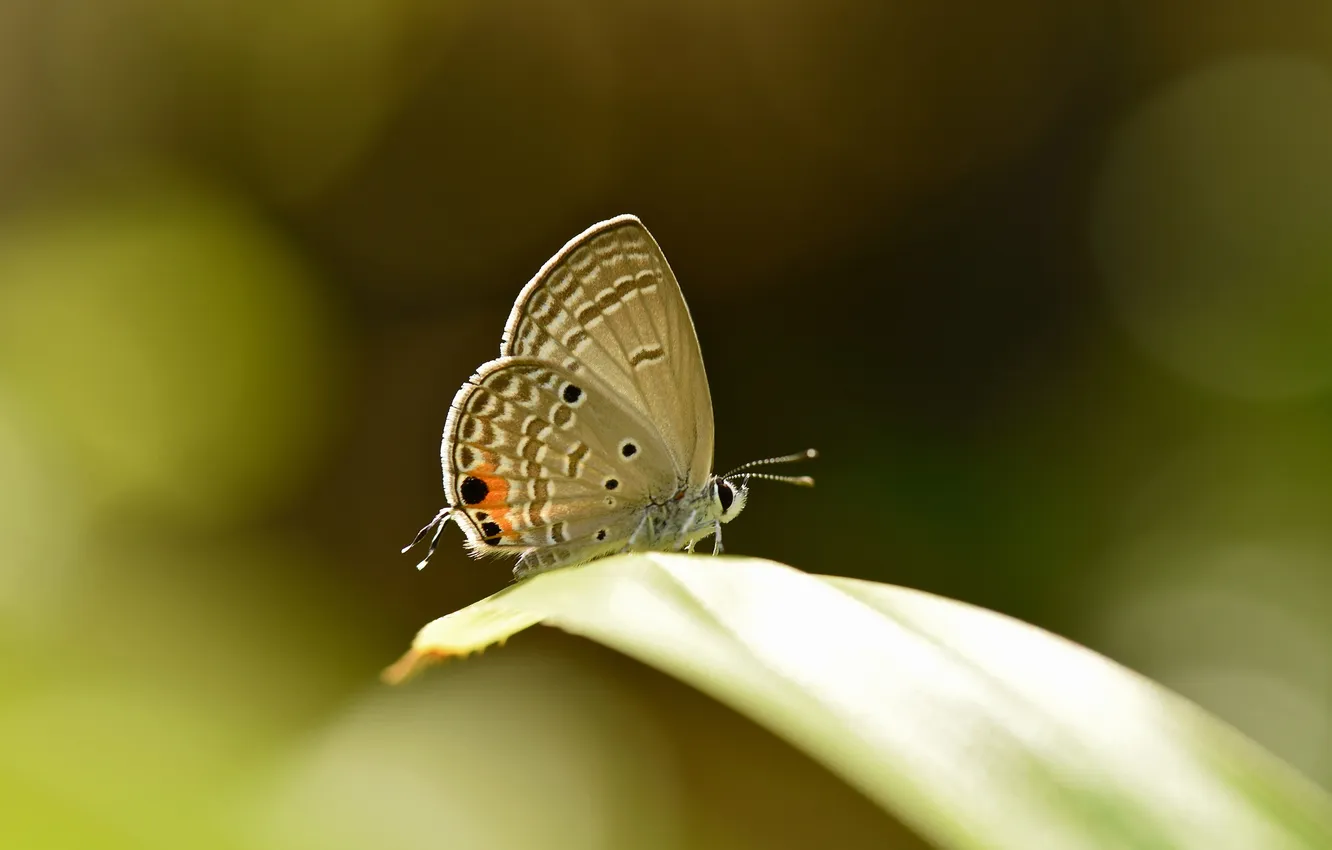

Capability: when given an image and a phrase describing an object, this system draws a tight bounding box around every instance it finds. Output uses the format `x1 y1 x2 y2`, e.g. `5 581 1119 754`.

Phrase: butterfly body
408 214 807 578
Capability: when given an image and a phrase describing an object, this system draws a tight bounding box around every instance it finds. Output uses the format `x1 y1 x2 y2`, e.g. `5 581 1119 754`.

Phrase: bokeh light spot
0 170 341 525
1094 54 1332 399
245 651 683 850
0 391 86 634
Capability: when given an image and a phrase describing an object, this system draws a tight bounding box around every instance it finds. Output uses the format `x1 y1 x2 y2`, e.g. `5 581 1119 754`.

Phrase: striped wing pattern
501 215 715 485
437 216 718 575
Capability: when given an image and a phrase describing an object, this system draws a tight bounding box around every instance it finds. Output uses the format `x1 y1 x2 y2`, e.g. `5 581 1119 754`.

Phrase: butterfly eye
717 480 735 514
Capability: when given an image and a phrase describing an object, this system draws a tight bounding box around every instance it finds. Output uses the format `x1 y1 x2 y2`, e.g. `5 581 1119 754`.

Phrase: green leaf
386 553 1332 850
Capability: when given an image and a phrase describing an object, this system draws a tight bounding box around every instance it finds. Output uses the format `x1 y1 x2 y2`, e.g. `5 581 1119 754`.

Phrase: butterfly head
713 476 750 525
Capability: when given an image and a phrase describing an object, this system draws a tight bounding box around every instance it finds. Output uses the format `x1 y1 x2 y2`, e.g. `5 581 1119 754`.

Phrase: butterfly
404 214 815 578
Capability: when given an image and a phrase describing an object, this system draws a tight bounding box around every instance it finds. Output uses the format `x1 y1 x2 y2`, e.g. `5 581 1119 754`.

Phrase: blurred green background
1 1 1330 847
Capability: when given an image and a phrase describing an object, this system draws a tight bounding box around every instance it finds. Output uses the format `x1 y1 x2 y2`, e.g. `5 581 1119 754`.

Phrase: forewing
442 357 675 565
502 215 715 485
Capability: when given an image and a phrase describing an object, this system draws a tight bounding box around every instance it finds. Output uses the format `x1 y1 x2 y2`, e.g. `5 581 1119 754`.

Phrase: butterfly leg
623 512 651 552
680 509 702 552
711 522 724 556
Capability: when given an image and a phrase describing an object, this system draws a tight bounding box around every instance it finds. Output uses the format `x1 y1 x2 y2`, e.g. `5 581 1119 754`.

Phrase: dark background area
1 2 1330 847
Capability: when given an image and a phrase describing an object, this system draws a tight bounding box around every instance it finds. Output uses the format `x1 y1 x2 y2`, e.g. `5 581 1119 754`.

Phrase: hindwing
441 357 682 572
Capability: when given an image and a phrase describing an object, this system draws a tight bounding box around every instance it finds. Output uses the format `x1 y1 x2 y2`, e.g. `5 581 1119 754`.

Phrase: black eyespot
475 511 488 521
604 478 618 490
718 481 734 514
562 384 582 404
596 529 607 541
621 442 637 458
481 521 502 543
460 476 489 505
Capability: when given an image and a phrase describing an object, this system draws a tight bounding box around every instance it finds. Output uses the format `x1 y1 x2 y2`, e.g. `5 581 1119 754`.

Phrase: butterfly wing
442 357 679 572
501 215 715 486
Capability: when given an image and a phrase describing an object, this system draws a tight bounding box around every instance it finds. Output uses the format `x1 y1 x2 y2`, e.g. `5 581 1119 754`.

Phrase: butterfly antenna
741 472 815 487
402 507 453 570
722 448 817 479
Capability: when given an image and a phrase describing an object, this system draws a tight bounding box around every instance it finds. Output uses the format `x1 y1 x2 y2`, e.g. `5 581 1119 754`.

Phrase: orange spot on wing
470 457 513 536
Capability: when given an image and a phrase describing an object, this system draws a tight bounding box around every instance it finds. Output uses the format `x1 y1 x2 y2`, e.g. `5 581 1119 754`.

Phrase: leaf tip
381 646 465 685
